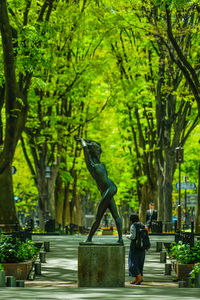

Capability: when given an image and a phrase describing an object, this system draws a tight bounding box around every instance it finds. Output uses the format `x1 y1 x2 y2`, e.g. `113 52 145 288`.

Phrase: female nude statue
74 136 123 244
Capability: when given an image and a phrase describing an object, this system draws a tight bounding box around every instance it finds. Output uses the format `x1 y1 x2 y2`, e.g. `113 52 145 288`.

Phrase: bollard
160 251 166 263
185 277 192 288
28 268 35 281
35 262 42 275
34 242 43 249
16 280 25 287
178 281 185 288
195 273 200 288
0 270 5 287
39 251 46 263
156 241 162 252
44 241 50 252
165 263 171 275
6 276 16 287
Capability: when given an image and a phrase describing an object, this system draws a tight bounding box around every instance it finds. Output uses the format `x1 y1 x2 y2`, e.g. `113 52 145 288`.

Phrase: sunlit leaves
2 0 199 223
155 0 195 9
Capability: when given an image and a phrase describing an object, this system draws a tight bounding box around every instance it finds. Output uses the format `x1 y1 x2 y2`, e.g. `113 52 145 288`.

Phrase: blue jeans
128 241 145 277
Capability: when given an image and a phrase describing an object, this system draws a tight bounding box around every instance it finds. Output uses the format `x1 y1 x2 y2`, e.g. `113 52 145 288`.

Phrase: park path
1 234 200 299
25 234 177 288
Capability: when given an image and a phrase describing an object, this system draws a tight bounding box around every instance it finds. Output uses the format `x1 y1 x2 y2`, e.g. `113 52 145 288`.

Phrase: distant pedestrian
145 202 157 231
126 213 146 285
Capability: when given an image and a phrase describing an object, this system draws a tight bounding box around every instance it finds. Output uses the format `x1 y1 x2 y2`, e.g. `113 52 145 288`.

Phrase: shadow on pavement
1 234 199 299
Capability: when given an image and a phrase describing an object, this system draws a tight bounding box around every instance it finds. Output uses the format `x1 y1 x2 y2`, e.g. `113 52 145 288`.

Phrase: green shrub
0 235 38 263
190 262 200 279
169 241 200 264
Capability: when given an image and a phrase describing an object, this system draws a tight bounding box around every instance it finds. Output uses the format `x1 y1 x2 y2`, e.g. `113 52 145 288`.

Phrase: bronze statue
74 136 123 244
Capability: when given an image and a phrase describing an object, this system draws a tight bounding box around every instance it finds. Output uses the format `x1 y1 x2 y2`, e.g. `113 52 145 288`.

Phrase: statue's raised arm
74 136 96 172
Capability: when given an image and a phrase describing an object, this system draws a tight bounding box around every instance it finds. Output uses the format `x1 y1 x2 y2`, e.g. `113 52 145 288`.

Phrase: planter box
2 260 33 280
176 263 194 280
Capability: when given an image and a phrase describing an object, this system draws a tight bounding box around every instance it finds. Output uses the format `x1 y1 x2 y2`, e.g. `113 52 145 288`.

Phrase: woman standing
126 213 146 285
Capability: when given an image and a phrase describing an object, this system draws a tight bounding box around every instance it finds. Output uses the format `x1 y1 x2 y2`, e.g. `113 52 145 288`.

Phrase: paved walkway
0 234 200 299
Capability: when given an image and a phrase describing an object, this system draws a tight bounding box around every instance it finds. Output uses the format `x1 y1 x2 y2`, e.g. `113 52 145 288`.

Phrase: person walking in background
145 202 157 231
126 213 146 285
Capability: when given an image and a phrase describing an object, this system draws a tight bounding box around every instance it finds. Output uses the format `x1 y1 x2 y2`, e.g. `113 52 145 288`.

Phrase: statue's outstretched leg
86 203 107 242
86 186 116 242
109 198 123 244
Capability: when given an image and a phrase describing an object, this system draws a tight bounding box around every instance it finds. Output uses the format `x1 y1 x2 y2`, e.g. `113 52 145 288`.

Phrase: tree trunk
55 175 63 226
0 0 30 229
139 181 157 224
37 178 46 230
155 150 165 221
195 163 200 233
70 170 78 224
75 194 83 226
157 173 164 221
0 163 18 230
48 163 60 219
163 149 176 224
62 182 70 228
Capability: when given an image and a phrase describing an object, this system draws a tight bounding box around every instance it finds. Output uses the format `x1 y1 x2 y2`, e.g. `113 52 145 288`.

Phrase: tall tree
21 0 109 228
0 0 55 229
0 0 30 229
99 0 199 225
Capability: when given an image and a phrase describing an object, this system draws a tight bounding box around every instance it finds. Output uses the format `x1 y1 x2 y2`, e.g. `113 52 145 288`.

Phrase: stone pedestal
78 244 125 287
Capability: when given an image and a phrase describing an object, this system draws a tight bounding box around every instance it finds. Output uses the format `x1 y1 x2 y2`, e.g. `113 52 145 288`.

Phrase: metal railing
174 221 195 247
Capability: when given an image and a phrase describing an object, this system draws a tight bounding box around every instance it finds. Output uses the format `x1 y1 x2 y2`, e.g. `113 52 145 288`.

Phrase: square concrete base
78 243 125 287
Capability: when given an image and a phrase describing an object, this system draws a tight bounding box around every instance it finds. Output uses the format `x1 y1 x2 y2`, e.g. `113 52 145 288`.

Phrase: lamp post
45 165 52 220
175 147 184 231
183 175 189 227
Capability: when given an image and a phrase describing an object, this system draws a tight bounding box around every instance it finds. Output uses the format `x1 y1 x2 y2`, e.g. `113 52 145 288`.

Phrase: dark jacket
145 209 157 228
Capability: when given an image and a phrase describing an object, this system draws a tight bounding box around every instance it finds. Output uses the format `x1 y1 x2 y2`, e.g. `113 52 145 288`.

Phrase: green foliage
0 263 4 271
2 0 200 227
0 235 38 263
155 0 193 8
169 241 200 264
190 262 200 279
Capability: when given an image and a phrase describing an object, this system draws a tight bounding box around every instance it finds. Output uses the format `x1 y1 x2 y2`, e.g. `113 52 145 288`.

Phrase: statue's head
86 140 102 158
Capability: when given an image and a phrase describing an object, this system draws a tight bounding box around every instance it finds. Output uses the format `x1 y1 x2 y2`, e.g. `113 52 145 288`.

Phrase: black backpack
135 224 151 250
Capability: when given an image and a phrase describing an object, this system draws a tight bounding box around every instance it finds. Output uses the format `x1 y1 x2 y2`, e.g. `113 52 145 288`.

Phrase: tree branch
67 98 108 137
165 5 200 113
0 0 17 112
20 135 37 185
23 0 32 26
181 114 199 146
135 107 154 188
